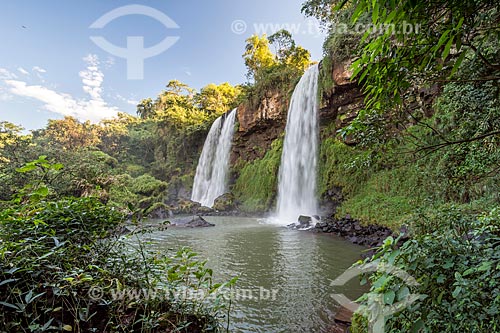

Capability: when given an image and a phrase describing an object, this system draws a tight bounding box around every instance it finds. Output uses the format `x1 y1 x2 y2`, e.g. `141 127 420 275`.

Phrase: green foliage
304 0 499 142
320 4 365 63
0 193 123 331
318 57 500 226
233 138 283 212
142 79 241 183
242 33 312 110
108 173 168 214
318 138 418 228
0 76 243 212
35 116 100 150
344 0 497 112
353 206 500 332
0 161 234 332
268 30 311 73
318 138 371 198
195 82 242 115
243 34 277 80
317 56 334 103
129 174 167 196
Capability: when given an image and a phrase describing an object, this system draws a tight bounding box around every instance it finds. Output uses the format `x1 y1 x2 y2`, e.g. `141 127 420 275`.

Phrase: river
142 216 366 332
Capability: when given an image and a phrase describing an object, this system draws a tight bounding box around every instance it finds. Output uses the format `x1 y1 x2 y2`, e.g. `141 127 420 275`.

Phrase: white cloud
17 67 29 75
2 55 120 122
115 93 138 106
0 69 15 100
79 54 104 101
0 68 17 80
32 66 47 73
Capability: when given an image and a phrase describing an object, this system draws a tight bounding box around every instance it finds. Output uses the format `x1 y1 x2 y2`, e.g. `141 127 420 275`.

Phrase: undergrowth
0 159 235 332
233 138 283 213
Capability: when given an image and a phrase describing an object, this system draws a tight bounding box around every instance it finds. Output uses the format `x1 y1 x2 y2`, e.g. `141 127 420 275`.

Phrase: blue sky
0 0 326 130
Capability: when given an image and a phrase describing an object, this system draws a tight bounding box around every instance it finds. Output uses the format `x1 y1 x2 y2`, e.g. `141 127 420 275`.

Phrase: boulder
197 205 214 214
213 193 235 211
170 215 215 228
146 203 171 219
298 215 312 224
170 199 202 214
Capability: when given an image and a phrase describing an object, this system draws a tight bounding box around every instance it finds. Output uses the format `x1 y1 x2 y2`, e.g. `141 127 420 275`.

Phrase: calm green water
144 216 365 333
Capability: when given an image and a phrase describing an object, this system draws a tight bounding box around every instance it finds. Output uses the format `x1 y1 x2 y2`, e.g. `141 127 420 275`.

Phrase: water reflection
144 216 366 332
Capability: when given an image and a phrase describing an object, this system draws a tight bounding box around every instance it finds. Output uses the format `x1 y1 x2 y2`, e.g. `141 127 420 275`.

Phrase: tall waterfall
275 64 319 224
191 109 237 207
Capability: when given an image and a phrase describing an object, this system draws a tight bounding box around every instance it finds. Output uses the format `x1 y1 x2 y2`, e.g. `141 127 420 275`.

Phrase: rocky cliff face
232 59 364 166
228 59 364 213
319 59 364 144
231 90 288 164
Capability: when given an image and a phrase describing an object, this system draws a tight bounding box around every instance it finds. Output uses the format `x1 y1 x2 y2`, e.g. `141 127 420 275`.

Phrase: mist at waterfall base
191 109 237 208
274 64 320 225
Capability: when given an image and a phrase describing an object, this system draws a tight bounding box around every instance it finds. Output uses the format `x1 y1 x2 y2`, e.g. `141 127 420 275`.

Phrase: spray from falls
275 64 319 224
191 109 237 208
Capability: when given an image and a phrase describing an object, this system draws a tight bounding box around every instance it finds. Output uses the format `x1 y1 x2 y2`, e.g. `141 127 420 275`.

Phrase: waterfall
275 64 319 224
191 109 237 207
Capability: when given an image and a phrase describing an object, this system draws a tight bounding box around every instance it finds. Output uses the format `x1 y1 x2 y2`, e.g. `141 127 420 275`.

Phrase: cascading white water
275 64 319 224
191 117 222 206
191 109 237 207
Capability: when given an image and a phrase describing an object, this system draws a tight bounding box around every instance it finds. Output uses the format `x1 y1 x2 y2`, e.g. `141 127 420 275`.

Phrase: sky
0 0 326 130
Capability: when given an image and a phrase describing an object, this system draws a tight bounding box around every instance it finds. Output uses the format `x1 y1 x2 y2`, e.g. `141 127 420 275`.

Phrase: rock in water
298 215 312 224
170 215 215 228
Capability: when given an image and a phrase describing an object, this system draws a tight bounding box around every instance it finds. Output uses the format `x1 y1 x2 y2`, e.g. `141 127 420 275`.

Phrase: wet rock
170 199 203 214
146 203 171 219
298 215 312 224
213 193 235 211
170 215 215 228
295 215 317 229
313 215 394 248
197 205 214 214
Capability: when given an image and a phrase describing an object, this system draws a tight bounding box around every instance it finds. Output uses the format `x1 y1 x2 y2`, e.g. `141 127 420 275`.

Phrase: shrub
0 160 234 332
351 206 500 332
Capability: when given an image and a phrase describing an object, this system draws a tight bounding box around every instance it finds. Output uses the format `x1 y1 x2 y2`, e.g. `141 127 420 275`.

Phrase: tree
307 0 499 107
97 112 137 159
37 116 100 150
0 121 26 151
269 29 312 72
137 98 155 119
243 34 277 80
195 82 242 115
303 0 500 143
268 29 295 60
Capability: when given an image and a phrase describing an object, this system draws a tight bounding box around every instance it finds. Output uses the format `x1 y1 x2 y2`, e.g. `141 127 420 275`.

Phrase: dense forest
1 0 499 332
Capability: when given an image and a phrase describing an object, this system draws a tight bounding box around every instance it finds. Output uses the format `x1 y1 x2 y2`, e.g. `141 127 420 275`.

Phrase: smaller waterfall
191 109 237 207
275 64 319 224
